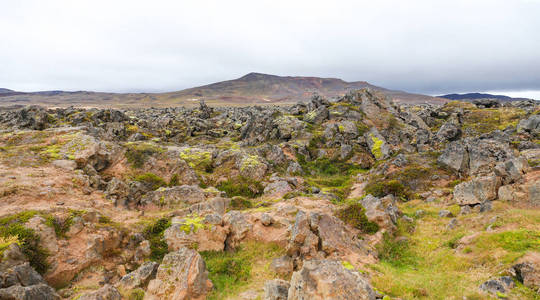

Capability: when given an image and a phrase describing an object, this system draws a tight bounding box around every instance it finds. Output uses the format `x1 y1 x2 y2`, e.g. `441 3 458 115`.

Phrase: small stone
261 213 274 226
459 205 471 215
439 210 454 218
447 218 458 230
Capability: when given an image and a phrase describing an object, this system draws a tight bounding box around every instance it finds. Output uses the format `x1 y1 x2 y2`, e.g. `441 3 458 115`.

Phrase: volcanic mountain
0 73 445 107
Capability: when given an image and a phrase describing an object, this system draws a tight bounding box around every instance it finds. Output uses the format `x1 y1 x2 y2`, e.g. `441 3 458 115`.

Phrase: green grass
216 177 263 199
335 203 379 234
201 242 284 300
297 156 367 202
142 217 172 262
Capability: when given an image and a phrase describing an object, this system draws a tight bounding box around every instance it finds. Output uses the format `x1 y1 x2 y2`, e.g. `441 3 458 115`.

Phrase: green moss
133 173 167 190
342 261 355 270
142 217 172 262
370 134 384 159
175 215 205 234
474 230 540 253
125 143 165 168
127 289 145 300
179 148 213 172
216 177 263 199
336 203 379 234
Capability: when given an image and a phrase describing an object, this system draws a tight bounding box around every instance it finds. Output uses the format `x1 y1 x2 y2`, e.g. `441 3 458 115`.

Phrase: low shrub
134 173 167 190
336 203 379 234
376 232 417 268
364 179 410 200
142 217 171 262
0 211 49 274
125 143 164 168
216 177 263 199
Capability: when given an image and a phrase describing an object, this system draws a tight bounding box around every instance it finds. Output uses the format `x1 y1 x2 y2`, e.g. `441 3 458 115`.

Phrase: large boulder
223 211 253 249
453 175 500 205
437 140 469 174
360 194 400 231
145 247 212 300
288 259 376 300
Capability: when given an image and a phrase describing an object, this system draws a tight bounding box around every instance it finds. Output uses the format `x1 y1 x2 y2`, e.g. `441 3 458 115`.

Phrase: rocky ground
0 90 538 300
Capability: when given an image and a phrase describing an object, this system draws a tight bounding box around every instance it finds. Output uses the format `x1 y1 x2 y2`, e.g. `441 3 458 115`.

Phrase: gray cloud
1 0 539 97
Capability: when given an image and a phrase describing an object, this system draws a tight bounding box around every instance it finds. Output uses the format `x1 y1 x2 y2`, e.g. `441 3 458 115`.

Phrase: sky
1 0 540 98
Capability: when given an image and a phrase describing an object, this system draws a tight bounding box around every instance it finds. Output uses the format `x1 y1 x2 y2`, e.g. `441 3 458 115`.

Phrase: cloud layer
1 0 539 96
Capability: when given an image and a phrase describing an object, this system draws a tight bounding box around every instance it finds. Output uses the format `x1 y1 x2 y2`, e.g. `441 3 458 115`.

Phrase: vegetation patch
125 142 164 168
133 173 167 190
364 179 409 200
179 148 213 172
336 203 379 234
201 242 284 300
370 134 384 159
0 211 49 274
216 177 263 199
142 217 172 262
297 156 367 202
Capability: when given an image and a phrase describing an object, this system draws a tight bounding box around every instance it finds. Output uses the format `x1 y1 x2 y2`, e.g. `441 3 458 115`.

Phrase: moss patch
125 142 164 168
216 177 263 199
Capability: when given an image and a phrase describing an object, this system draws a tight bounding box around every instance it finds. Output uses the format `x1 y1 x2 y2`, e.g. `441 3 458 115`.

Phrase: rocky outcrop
140 185 206 207
145 247 212 300
0 262 60 300
512 252 540 291
164 215 229 251
288 259 376 300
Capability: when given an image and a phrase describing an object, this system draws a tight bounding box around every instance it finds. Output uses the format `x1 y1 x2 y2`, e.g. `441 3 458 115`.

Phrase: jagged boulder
453 175 500 205
288 259 376 300
118 261 158 290
145 247 212 300
438 140 469 174
223 211 253 249
494 157 530 185
518 114 540 135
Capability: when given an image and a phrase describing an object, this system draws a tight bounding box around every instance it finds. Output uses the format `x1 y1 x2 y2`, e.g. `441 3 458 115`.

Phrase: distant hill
0 73 446 107
0 88 15 94
439 92 535 102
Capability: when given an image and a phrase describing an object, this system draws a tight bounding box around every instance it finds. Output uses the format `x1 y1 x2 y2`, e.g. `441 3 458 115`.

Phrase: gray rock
223 211 253 249
264 279 289 300
453 176 500 205
263 181 292 198
438 210 454 218
437 141 469 174
118 261 158 290
513 258 540 290
270 255 293 277
0 263 45 288
288 259 376 300
494 157 530 185
517 114 540 134
260 213 274 226
479 276 514 296
140 185 206 207
0 284 60 300
447 218 458 230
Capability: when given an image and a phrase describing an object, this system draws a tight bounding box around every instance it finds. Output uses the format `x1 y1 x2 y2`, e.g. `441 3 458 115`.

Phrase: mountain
439 92 535 102
0 73 446 107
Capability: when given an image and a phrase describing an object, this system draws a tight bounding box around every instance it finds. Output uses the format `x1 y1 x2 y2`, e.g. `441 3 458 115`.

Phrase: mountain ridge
0 73 445 107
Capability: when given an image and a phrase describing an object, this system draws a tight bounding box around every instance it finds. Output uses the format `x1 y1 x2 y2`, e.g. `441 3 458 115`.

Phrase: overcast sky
1 0 539 98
